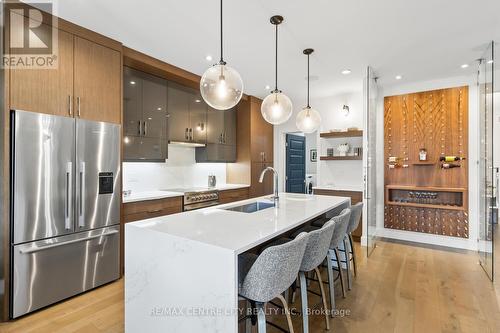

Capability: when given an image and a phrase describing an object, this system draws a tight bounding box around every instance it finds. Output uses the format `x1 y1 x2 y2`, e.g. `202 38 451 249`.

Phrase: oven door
183 201 220 211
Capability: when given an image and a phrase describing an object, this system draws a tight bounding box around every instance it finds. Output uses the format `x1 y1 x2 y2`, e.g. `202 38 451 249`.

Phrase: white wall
377 74 479 250
274 90 364 192
123 146 227 192
305 132 317 175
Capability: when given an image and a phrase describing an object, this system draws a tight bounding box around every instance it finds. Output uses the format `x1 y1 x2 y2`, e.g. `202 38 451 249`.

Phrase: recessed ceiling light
130 81 136 85
265 85 270 90
395 75 403 80
461 64 469 68
205 55 213 61
487 60 494 64
341 69 351 75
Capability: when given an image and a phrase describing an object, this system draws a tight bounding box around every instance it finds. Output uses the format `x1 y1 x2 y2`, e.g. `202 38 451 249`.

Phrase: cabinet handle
143 121 147 136
76 97 81 117
148 209 162 214
185 128 189 140
68 95 72 116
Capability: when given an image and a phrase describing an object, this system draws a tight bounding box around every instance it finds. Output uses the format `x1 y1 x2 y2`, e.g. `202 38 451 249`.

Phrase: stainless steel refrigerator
10 110 121 318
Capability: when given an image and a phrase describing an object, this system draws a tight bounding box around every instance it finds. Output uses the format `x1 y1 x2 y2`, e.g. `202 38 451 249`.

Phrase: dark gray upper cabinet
123 67 168 162
196 107 236 163
167 82 207 144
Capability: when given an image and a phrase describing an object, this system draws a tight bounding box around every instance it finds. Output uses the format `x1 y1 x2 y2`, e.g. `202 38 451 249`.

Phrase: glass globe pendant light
200 0 243 110
296 48 321 133
261 15 293 125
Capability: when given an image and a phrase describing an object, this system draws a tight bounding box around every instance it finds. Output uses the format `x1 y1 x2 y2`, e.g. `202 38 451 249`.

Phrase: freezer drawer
12 226 120 318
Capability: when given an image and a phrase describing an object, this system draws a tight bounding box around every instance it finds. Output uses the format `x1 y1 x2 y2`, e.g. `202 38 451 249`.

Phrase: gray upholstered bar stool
288 219 336 333
238 232 309 333
312 208 351 315
341 202 363 290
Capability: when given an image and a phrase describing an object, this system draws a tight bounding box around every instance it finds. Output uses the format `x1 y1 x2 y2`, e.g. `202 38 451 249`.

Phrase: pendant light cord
274 24 278 91
219 0 225 64
307 53 310 107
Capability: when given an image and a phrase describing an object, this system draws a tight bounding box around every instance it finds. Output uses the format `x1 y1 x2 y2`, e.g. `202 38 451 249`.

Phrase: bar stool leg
343 237 352 291
256 302 266 333
245 300 252 333
314 267 331 331
349 233 357 277
334 248 347 298
326 250 336 317
299 271 309 333
276 294 295 333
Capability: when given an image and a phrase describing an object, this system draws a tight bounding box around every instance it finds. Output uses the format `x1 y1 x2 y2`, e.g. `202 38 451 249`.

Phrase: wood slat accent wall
384 86 469 238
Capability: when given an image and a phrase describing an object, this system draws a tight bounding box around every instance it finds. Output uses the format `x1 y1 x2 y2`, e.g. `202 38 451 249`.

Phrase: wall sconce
342 104 350 117
196 123 205 131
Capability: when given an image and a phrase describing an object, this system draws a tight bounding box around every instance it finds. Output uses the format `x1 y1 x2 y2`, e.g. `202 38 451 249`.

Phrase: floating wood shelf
320 156 362 161
320 130 363 138
412 162 435 166
386 201 466 211
385 185 467 193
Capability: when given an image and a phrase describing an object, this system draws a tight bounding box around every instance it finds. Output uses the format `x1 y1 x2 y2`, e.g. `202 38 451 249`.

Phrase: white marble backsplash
123 145 227 192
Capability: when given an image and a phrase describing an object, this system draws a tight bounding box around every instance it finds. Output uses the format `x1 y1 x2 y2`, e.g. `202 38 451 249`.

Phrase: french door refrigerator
10 110 121 318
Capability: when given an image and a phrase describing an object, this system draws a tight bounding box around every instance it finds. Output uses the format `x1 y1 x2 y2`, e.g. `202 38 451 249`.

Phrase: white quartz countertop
122 184 250 203
126 193 349 254
313 185 364 192
123 190 183 203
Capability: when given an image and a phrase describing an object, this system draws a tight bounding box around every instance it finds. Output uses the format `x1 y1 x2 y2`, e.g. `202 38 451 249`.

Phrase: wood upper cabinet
8 18 122 124
10 27 74 117
74 37 121 123
250 98 273 163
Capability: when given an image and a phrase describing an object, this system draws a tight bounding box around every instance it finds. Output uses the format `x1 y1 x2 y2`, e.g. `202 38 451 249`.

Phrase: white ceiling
54 0 500 105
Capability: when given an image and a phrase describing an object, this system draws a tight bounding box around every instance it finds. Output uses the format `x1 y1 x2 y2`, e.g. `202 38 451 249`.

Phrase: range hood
168 141 206 148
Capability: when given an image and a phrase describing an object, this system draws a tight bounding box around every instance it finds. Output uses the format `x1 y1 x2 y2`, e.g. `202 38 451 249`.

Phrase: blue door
286 134 306 193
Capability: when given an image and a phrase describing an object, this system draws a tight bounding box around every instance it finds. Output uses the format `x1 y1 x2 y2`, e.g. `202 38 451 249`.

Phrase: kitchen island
125 193 349 332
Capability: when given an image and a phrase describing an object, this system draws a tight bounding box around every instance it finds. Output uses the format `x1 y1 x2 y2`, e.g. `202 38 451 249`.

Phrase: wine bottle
439 156 466 162
441 163 461 169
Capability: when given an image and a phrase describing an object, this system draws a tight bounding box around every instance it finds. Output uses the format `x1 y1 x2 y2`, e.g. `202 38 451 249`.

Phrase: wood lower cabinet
219 187 249 204
123 196 183 223
74 37 121 124
313 189 363 241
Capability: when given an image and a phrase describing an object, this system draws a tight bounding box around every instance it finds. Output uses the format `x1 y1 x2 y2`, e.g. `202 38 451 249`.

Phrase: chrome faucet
259 166 279 205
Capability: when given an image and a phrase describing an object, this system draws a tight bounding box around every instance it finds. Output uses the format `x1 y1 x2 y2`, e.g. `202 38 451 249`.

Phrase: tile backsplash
123 145 227 192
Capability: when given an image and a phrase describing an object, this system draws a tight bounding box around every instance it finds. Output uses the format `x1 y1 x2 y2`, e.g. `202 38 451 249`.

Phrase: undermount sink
224 201 275 213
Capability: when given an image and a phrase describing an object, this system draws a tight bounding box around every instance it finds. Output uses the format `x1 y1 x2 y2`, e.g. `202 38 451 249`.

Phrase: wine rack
384 86 468 238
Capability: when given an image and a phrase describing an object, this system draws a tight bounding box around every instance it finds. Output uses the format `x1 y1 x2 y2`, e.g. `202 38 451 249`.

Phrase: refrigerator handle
78 162 86 228
65 162 72 230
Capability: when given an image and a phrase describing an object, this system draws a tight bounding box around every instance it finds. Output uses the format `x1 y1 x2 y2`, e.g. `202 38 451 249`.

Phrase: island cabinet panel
219 188 249 204
313 189 363 241
123 197 183 223
74 37 122 124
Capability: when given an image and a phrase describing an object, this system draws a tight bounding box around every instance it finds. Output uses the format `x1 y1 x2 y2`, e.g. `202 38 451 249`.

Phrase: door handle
68 95 72 116
65 162 73 230
76 97 81 117
78 162 86 228
19 230 119 254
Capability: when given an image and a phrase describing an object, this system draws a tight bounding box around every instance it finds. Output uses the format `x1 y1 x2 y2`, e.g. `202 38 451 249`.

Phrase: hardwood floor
1 239 500 333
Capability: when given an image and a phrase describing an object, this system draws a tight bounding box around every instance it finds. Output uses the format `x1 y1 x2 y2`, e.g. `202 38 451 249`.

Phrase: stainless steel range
165 187 219 211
